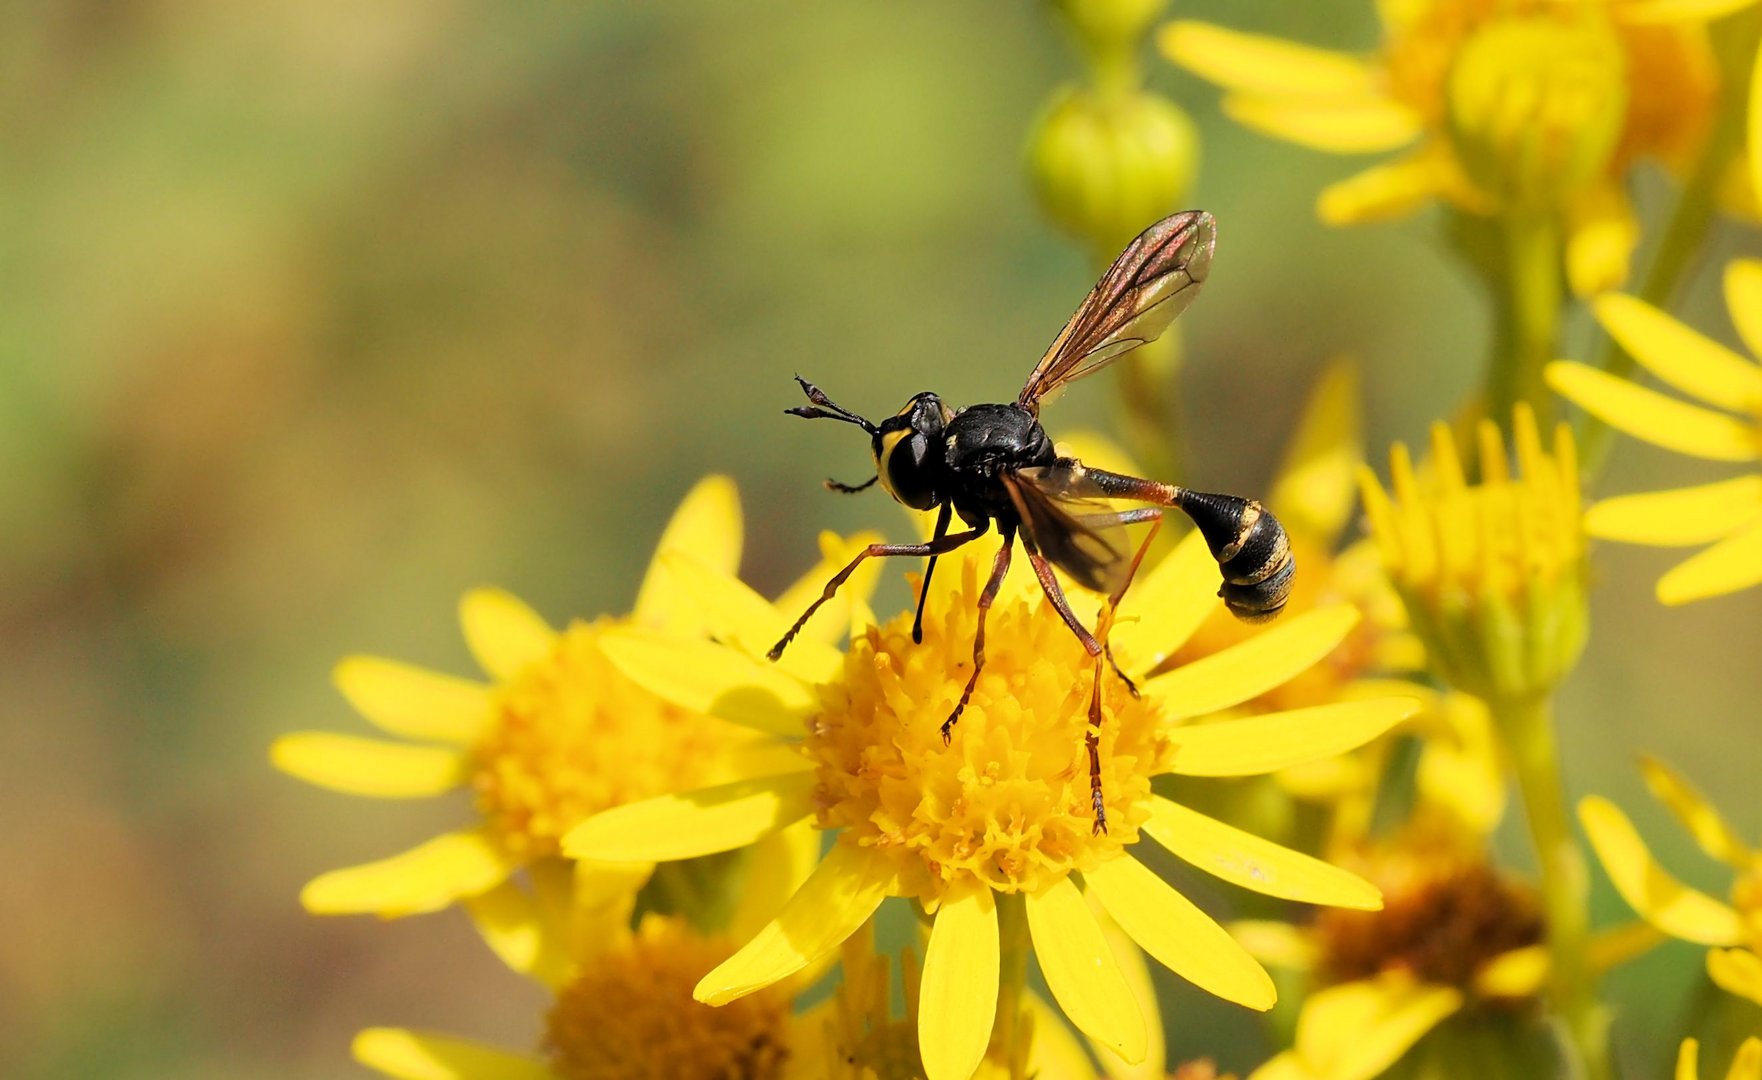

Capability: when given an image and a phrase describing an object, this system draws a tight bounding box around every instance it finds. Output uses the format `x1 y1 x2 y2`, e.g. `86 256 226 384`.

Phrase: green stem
992 893 1032 1080
1489 211 1563 429
1493 693 1609 1080
1580 6 1762 477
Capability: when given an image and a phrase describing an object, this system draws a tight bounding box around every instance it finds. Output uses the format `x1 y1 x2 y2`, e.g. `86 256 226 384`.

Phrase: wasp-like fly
770 210 1294 833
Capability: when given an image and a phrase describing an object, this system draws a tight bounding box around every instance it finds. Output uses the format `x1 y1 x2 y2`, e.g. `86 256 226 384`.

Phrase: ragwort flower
1357 405 1588 704
567 532 1418 1080
1159 0 1720 293
352 847 817 1080
272 477 867 917
1546 263 1762 604
1581 756 1762 1009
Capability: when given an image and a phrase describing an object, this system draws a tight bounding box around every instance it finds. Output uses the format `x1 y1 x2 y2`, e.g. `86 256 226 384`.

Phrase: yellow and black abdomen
1176 491 1295 623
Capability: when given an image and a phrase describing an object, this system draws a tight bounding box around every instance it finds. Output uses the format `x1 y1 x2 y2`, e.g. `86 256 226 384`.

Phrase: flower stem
1488 211 1563 429
1493 693 1609 1080
993 892 1032 1080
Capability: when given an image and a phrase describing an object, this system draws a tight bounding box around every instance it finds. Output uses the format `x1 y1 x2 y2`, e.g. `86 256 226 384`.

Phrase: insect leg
940 526 1015 744
1094 510 1162 700
911 503 953 644
768 519 989 661
1023 549 1102 656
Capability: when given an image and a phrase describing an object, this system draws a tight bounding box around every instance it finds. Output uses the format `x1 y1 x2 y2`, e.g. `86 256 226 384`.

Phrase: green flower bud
1028 86 1199 259
1446 16 1627 210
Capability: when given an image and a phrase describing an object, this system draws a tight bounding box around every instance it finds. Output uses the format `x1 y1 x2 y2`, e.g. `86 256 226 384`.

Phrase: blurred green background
3 2 1758 1077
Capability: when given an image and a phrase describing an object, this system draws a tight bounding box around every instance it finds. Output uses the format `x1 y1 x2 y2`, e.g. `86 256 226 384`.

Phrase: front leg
769 517 989 661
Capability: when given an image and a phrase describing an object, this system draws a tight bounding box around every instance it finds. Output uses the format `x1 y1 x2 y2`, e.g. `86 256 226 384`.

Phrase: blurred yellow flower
271 477 868 918
1581 757 1762 1009
351 846 817 1080
1680 1037 1762 1080
1159 0 1720 293
1358 405 1587 703
1546 263 1762 604
566 538 1418 1080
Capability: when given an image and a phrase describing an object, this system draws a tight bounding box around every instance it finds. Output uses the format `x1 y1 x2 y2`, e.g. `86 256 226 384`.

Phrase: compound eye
876 428 939 510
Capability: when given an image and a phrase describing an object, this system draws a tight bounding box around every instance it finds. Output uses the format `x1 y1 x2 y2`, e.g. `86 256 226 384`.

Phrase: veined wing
1017 210 1215 411
1002 463 1135 596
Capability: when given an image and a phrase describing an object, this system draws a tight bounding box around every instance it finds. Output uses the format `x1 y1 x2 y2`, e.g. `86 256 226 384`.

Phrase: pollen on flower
545 915 792 1080
803 552 1171 905
472 617 737 859
1316 822 1543 994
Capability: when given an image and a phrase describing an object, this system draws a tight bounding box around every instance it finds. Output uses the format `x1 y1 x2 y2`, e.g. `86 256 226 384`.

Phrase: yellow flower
1580 756 1762 1009
1159 0 1720 293
1680 1037 1762 1080
271 477 869 917
566 533 1418 1080
1357 405 1588 703
1546 263 1762 604
350 844 819 1080
1232 772 1546 1080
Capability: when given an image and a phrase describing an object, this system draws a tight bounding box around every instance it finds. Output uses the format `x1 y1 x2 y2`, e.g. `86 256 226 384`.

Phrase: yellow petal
1734 1038 1762 1080
1681 1039 1702 1080
1026 876 1147 1065
1588 919 1668 975
1639 755 1754 867
596 629 815 737
1473 944 1550 998
352 1028 551 1080
557 859 652 972
1318 153 1455 225
333 657 493 744
302 828 518 917
1593 293 1762 413
1708 948 1762 1008
1143 604 1360 718
1110 528 1222 673
1224 92 1422 154
1025 993 1101 1079
563 770 816 863
1566 184 1638 297
1228 919 1318 970
1141 796 1382 910
1585 478 1762 546
1293 977 1462 1078
1724 260 1762 362
919 889 1000 1080
1658 521 1762 604
1086 855 1276 1010
1090 905 1166 1080
730 817 824 945
1545 361 1759 462
773 530 886 647
461 879 547 980
1157 21 1378 98
1578 796 1745 944
1269 360 1362 545
459 588 557 682
1754 36 1762 203
695 842 890 1005
1164 697 1417 777
655 552 845 685
270 733 466 798
633 475 743 633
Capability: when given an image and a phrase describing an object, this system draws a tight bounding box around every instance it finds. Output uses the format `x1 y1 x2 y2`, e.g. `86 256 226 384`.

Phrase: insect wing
1002 464 1134 595
1017 210 1215 410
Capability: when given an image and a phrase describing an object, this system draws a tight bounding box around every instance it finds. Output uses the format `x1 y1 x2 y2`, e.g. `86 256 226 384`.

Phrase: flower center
471 617 736 859
803 553 1170 905
545 916 792 1080
1316 832 1543 992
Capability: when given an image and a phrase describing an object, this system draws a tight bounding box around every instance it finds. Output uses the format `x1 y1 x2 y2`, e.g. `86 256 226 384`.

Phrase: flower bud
1028 86 1199 258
